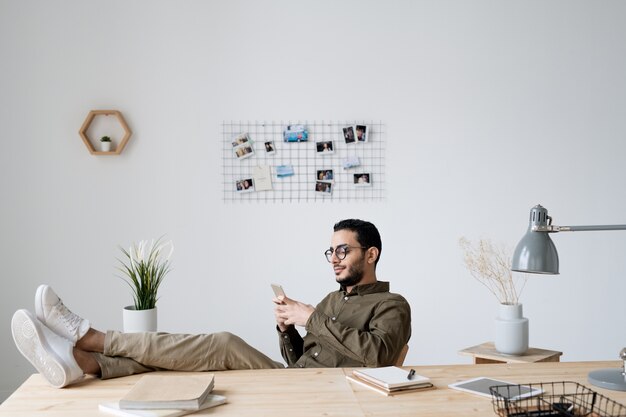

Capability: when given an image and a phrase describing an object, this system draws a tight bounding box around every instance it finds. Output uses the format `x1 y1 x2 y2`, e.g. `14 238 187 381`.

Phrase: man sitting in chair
12 219 411 388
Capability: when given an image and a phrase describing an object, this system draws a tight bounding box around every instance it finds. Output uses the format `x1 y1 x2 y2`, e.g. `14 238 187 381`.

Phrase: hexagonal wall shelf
79 110 132 155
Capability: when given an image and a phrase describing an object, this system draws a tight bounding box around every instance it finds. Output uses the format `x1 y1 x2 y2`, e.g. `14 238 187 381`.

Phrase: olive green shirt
278 281 411 368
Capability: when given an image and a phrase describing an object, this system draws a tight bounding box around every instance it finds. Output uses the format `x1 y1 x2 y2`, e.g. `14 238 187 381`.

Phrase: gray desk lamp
511 204 626 391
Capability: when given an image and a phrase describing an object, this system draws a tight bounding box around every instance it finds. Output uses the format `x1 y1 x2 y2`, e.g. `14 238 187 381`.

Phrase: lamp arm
532 224 626 232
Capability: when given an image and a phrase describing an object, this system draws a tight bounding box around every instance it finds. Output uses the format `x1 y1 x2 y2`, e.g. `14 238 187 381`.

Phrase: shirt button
344 296 349 301
284 335 288 339
331 317 336 321
289 348 293 352
314 352 319 357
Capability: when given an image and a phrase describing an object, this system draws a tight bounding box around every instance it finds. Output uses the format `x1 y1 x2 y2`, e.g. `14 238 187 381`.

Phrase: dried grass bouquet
459 237 527 305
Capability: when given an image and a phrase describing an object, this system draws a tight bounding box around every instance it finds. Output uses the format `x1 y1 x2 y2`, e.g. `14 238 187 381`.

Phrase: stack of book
347 366 434 396
99 374 227 417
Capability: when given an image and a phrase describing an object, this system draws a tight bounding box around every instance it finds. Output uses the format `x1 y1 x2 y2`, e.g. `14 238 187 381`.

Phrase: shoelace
52 302 83 337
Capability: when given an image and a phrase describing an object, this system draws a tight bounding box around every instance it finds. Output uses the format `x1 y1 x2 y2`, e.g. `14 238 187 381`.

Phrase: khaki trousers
92 331 284 379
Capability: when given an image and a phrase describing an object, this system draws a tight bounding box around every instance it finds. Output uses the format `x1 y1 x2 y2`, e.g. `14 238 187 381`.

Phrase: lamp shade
511 205 559 274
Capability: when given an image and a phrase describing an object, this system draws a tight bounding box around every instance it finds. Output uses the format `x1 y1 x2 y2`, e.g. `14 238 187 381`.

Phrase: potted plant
459 238 529 355
118 237 173 332
100 136 112 152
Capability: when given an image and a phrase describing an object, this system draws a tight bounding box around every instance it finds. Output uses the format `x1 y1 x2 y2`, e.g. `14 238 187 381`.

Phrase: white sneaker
11 309 84 388
35 284 90 345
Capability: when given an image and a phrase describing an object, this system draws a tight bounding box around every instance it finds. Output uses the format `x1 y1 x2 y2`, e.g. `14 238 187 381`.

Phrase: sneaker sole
11 309 69 388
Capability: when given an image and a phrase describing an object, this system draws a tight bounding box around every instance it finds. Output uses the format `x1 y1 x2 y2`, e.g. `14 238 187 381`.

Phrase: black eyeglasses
324 244 368 262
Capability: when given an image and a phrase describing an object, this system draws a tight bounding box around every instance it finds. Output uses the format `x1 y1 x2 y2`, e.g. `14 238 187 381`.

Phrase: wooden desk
1 361 624 416
459 342 563 364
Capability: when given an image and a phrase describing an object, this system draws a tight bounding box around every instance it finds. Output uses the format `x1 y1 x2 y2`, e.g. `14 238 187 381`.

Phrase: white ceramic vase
494 303 528 355
100 141 112 152
123 306 157 333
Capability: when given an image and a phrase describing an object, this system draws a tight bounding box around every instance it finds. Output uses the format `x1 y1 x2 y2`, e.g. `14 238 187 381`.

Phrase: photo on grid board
232 133 255 160
315 140 334 154
342 155 361 170
315 181 333 195
355 125 368 143
232 132 251 147
343 126 356 144
276 164 295 178
264 141 276 155
353 173 371 186
235 178 255 193
316 169 334 182
283 124 309 142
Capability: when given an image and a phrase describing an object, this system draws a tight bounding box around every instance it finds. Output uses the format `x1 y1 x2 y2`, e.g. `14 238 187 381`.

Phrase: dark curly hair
333 219 382 265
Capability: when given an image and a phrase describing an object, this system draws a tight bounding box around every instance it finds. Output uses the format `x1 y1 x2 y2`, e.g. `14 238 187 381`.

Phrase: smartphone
271 283 286 298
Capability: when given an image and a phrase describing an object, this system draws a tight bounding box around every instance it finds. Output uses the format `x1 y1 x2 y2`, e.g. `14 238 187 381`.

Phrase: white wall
1 0 625 403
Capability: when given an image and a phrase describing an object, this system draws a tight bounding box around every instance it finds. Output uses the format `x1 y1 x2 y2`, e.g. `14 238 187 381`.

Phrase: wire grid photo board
222 121 386 202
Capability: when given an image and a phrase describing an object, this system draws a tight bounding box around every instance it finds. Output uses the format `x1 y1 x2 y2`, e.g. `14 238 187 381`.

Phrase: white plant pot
100 142 112 152
123 306 157 333
494 303 528 355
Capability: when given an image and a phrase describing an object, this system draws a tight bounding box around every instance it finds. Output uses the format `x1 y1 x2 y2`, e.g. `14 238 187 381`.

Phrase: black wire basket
490 381 626 417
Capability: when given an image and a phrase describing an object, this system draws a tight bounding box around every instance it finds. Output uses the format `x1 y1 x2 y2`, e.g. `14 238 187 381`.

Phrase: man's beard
336 261 365 288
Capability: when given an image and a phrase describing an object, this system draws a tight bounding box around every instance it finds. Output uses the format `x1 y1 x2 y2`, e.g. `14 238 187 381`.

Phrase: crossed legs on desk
12 285 284 388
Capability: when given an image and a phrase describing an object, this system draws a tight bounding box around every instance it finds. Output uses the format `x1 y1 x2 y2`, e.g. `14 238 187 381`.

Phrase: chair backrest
395 344 409 366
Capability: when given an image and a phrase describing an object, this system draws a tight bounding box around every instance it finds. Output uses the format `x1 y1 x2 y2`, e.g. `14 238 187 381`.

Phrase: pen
407 369 416 380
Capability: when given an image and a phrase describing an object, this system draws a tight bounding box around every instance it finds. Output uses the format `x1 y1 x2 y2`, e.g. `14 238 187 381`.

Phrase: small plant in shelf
100 136 112 152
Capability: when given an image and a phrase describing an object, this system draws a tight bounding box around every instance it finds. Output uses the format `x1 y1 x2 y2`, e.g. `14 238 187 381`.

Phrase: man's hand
273 295 315 331
273 295 289 332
